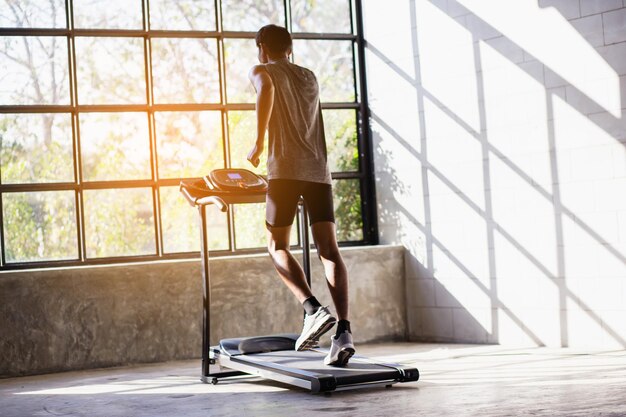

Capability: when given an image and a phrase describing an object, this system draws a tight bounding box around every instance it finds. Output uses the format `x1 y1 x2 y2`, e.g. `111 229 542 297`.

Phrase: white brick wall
570 14 605 47
365 0 626 348
580 0 623 17
604 8 626 44
539 0 581 19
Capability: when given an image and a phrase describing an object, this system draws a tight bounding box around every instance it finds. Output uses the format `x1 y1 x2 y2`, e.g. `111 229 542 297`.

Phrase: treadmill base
204 340 419 393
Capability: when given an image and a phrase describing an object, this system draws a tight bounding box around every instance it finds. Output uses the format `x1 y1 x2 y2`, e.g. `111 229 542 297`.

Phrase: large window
0 0 375 269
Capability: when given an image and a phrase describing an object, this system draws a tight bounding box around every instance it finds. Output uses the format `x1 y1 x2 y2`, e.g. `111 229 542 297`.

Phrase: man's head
255 24 292 63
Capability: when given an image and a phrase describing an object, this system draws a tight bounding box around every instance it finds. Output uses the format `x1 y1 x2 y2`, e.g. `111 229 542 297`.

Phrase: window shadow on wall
368 0 626 347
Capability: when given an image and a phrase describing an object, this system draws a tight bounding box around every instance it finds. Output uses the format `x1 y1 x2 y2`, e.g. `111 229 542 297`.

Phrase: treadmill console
206 168 268 192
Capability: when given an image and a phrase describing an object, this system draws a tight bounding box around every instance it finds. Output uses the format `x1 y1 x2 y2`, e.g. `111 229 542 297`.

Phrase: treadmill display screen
227 173 243 180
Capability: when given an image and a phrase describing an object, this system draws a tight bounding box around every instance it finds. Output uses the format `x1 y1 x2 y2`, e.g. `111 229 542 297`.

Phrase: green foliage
160 186 229 253
324 110 363 242
334 179 363 242
3 192 77 262
83 188 155 258
0 113 73 183
1 114 77 262
324 109 359 172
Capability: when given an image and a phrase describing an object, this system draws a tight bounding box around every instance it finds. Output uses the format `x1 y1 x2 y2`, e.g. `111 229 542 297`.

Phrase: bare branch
0 48 32 68
21 36 45 103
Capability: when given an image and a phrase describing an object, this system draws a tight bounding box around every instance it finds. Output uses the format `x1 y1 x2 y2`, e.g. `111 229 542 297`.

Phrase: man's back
263 58 331 185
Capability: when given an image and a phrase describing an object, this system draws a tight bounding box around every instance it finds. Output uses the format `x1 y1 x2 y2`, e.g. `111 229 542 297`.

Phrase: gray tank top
263 58 332 185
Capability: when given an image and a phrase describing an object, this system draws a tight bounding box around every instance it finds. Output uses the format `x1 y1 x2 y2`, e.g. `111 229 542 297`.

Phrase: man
247 24 354 366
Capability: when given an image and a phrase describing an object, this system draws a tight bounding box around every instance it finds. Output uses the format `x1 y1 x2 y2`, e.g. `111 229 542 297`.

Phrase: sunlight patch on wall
398 209 428 266
458 0 621 116
552 95 625 343
429 174 490 286
362 0 416 78
415 0 480 131
480 39 552 191
372 113 426 244
423 97 485 208
566 300 608 349
431 246 492 336
366 48 421 149
489 158 558 277
493 226 561 346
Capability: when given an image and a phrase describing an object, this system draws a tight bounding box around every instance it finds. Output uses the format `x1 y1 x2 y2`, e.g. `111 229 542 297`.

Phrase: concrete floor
1 343 626 417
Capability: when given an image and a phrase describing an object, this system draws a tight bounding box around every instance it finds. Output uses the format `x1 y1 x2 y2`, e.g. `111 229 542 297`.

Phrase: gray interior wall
0 245 405 378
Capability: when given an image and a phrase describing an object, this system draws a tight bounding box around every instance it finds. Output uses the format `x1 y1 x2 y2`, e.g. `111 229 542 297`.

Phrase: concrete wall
0 245 405 378
363 0 626 348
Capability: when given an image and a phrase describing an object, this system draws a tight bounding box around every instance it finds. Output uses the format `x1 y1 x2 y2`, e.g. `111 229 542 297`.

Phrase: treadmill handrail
197 196 227 212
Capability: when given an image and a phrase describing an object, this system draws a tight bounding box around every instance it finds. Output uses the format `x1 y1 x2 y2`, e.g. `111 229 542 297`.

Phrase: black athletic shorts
266 179 335 228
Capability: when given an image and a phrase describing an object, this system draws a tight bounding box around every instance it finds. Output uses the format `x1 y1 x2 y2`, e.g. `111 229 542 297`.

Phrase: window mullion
67 0 87 261
353 0 378 244
143 0 163 257
216 0 235 253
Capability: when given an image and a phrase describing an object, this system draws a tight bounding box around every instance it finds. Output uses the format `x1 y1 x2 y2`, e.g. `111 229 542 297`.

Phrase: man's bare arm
247 65 274 167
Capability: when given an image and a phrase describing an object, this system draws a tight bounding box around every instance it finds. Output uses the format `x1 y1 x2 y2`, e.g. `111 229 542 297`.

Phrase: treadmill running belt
236 350 402 386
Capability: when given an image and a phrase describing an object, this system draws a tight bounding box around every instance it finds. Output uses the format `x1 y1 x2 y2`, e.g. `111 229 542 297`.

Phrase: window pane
155 111 223 179
234 203 265 249
291 0 351 34
79 112 151 181
149 0 216 31
293 40 355 103
0 36 70 105
221 0 284 31
228 111 267 175
73 0 142 29
160 186 228 253
2 191 77 262
75 37 146 105
84 188 154 258
234 202 297 249
224 39 257 104
333 179 363 241
151 38 219 104
0 113 74 183
323 109 358 173
0 0 66 28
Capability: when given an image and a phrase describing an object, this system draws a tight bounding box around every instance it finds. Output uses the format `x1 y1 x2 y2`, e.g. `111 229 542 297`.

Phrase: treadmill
180 168 419 393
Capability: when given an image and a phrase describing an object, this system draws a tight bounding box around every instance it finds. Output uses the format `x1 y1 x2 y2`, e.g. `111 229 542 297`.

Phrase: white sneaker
324 331 355 366
295 306 337 351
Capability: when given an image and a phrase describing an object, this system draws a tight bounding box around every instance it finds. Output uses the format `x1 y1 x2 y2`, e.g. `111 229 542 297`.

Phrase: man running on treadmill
247 24 354 366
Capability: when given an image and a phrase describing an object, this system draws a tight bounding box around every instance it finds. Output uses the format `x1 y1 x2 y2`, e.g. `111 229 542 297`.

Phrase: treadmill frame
181 181 419 393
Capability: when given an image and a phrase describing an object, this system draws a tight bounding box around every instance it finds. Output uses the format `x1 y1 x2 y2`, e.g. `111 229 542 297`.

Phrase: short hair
255 24 292 55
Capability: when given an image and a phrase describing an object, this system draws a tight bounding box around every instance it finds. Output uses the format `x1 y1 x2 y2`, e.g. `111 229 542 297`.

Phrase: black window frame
0 0 377 270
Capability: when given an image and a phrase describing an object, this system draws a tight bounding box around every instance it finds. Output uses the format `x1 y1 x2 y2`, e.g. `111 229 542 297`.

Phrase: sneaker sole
325 347 355 367
295 317 337 351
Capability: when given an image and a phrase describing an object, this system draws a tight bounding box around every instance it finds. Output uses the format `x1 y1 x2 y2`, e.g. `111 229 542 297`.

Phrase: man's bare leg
266 224 312 303
311 221 349 320
267 223 337 351
312 221 354 366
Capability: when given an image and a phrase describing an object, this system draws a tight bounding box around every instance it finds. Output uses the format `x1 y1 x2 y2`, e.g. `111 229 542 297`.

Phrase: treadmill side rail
350 355 420 383
212 353 337 393
399 366 420 382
